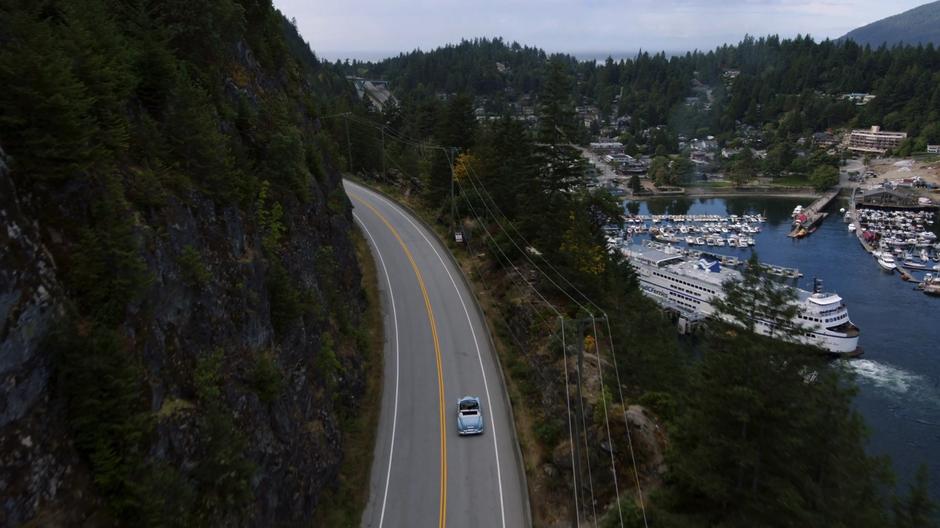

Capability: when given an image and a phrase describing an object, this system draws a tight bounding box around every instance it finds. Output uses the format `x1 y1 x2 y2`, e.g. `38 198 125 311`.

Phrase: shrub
249 350 284 404
267 259 303 335
55 322 153 519
637 391 678 423
177 244 211 287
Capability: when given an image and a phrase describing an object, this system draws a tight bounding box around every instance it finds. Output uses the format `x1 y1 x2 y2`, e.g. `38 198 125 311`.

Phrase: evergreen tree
658 255 891 527
0 11 97 181
893 465 937 528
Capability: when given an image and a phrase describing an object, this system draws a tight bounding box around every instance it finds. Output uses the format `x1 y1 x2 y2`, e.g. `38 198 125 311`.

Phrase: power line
603 317 648 527
462 159 648 527
337 115 641 525
592 315 624 528
454 171 599 526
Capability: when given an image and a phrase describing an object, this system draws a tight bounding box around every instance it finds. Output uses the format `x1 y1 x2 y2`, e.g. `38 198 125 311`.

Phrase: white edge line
353 211 400 528
356 184 507 528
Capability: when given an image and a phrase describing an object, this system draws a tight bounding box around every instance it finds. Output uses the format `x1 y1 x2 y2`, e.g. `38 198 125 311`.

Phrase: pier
848 186 932 284
787 188 840 238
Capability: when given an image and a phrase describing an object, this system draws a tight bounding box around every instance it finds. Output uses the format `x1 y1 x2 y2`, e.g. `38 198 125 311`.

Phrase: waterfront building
928 145 940 154
849 126 907 155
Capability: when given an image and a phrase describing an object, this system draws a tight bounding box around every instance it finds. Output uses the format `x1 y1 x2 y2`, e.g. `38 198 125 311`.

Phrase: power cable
454 172 598 526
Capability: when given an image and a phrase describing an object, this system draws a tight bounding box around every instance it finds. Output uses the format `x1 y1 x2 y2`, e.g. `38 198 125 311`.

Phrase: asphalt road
346 180 529 528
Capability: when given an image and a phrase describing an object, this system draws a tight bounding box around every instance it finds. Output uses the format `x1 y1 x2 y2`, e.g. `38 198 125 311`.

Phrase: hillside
842 1 940 47
0 1 371 526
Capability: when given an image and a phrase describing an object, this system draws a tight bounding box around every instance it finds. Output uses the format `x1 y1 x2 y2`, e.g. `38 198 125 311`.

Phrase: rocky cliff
0 2 368 526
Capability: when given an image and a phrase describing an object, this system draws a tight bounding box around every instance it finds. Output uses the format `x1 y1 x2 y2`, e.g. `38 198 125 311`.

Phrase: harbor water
627 196 940 501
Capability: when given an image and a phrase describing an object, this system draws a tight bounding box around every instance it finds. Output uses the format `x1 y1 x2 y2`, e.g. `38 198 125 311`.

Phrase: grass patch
766 175 811 187
314 227 384 526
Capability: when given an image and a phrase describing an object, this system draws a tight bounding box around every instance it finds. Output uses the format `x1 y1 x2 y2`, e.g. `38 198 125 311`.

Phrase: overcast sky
273 0 928 61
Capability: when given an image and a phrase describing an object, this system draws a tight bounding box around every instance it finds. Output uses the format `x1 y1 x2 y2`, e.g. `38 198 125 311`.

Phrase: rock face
0 3 373 524
0 139 366 526
0 148 92 525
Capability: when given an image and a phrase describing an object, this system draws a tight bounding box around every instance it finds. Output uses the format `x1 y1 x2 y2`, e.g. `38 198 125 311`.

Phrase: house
813 131 838 148
841 93 876 106
928 145 940 154
590 141 624 155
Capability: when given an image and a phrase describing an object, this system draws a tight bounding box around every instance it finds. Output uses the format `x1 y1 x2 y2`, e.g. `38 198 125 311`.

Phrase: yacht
622 243 860 355
877 254 897 273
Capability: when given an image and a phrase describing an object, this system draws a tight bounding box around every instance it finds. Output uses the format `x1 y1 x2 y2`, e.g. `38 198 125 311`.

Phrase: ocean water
627 195 940 501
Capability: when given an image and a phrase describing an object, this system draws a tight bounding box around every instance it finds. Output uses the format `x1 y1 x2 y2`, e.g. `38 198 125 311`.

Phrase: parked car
456 396 483 435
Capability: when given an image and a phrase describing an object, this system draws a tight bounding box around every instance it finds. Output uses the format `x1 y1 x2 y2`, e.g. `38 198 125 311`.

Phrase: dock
788 189 839 238
848 187 921 283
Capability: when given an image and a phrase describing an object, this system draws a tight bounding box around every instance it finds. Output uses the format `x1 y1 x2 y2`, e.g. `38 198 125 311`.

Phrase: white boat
903 260 928 270
622 243 860 355
877 254 897 273
848 224 856 232
919 274 940 296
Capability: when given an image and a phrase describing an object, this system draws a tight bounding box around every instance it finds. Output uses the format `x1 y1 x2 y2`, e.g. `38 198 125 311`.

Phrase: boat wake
847 360 938 404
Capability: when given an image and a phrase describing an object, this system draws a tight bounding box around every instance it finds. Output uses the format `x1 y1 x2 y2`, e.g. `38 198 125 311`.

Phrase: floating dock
788 189 839 238
849 187 923 284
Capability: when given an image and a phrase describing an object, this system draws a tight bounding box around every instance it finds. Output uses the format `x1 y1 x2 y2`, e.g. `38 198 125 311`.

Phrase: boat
877 254 897 273
902 260 928 270
622 243 860 354
848 224 856 232
919 274 940 296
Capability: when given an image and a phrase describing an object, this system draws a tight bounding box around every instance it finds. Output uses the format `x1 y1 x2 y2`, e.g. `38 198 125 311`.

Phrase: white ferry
622 243 860 355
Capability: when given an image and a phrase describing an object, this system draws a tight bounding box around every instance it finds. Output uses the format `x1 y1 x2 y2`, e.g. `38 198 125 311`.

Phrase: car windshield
459 400 479 412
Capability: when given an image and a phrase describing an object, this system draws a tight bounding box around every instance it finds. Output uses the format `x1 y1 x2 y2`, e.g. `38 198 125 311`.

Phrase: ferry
622 243 860 355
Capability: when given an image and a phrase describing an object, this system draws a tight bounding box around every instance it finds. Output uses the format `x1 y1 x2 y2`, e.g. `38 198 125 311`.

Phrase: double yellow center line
350 193 448 528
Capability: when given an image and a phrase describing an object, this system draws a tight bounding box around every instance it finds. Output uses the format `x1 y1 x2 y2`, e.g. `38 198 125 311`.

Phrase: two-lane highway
347 180 528 528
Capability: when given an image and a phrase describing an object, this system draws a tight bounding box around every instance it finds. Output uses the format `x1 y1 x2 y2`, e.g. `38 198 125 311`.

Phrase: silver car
456 396 483 435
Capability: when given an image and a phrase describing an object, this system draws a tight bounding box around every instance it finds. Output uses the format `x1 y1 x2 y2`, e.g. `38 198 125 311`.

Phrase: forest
0 0 377 525
2 0 938 523
338 40 938 526
347 35 940 156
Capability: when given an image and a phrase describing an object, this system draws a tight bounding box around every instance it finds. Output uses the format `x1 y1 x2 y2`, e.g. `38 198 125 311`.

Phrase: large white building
849 126 907 155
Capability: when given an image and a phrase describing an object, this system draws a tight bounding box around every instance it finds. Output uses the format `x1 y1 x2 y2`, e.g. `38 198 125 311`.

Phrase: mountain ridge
841 1 940 47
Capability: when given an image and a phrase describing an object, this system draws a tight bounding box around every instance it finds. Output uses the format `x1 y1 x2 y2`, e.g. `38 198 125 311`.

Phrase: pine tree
0 11 97 181
893 465 937 528
658 255 891 527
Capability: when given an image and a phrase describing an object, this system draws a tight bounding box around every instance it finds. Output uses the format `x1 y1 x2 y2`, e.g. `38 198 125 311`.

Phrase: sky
273 0 930 61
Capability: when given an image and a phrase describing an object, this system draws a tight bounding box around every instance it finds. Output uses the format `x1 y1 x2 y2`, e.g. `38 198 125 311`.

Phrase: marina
846 188 940 290
618 212 766 248
625 196 940 503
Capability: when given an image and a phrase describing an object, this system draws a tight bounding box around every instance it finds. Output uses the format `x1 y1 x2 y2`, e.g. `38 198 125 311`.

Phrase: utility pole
448 147 459 243
564 317 583 528
562 316 613 526
570 314 598 526
381 126 386 179
344 113 353 173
